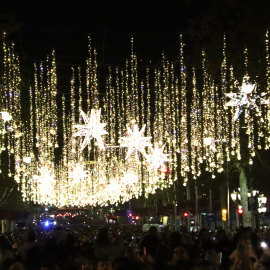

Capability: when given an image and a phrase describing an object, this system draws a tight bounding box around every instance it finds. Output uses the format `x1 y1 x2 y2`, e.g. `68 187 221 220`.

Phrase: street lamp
231 191 237 202
231 189 241 202
231 190 241 202
252 190 259 197
231 190 243 228
258 195 267 214
231 188 267 231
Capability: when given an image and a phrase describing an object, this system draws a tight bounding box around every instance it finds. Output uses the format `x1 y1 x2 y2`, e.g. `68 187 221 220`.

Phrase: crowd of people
1 223 270 270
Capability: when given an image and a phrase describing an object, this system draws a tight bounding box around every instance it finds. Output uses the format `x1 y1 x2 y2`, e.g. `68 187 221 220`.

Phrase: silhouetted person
17 230 41 270
141 226 161 262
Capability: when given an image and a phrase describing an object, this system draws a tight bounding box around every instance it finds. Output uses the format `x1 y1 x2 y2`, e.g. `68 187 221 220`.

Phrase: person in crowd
167 245 192 269
153 240 170 270
7 221 270 270
197 228 215 260
77 243 96 270
205 248 221 268
114 260 153 270
81 258 95 270
170 231 182 250
214 229 233 270
17 229 41 270
9 262 25 270
180 230 202 265
0 257 18 270
0 234 14 261
140 225 161 263
124 246 144 262
230 253 256 270
96 258 113 270
94 227 123 262
112 256 132 270
258 240 270 269
229 233 264 270
190 260 220 270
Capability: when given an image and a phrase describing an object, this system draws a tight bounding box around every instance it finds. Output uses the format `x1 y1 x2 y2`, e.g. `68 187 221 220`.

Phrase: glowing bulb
23 157 31 163
204 137 213 145
1 111 12 121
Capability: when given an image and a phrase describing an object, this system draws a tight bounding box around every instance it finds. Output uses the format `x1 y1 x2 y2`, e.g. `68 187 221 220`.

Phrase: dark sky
3 1 270 94
3 1 196 67
0 0 205 96
3 0 270 69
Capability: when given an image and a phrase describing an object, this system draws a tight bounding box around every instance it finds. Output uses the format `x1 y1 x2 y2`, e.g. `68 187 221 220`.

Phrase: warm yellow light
1 111 12 121
204 137 213 145
23 157 31 163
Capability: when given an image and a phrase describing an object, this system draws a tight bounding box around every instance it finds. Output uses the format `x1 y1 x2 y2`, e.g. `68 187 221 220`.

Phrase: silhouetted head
148 226 158 236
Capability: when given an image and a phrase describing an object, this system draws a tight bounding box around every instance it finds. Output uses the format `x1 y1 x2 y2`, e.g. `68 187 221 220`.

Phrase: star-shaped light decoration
225 79 269 121
74 109 107 150
120 123 152 160
146 143 169 169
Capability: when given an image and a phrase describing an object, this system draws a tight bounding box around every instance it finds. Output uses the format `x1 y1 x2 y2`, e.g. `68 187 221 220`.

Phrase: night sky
2 1 270 77
2 1 197 66
2 0 270 86
1 0 206 95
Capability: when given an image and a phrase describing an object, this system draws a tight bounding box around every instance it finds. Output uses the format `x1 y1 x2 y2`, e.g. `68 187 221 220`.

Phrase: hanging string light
2 31 270 207
179 34 189 184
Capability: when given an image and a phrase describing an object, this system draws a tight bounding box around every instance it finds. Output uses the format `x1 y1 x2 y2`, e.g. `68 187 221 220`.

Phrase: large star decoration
146 143 169 169
120 123 152 160
225 81 269 121
74 109 107 150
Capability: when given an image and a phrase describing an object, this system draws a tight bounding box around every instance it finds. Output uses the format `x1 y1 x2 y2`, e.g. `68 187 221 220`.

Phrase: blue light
44 220 49 227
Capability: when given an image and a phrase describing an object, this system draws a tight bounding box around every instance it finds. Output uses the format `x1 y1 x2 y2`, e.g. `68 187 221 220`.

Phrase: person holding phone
258 241 270 268
229 236 263 270
215 229 233 269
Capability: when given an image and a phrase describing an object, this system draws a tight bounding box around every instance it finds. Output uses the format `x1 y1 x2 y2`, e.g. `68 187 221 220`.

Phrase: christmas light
146 143 169 169
120 123 152 160
1 32 270 207
74 109 108 151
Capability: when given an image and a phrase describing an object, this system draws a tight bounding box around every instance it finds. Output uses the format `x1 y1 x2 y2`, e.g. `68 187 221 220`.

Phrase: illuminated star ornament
146 143 169 169
225 79 269 121
74 109 107 150
120 123 152 160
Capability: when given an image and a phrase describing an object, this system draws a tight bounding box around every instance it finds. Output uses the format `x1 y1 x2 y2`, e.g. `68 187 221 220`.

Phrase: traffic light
183 212 189 228
237 207 243 227
238 208 243 214
222 209 227 221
